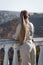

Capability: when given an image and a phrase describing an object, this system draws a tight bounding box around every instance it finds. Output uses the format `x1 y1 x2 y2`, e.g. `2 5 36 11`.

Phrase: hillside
30 13 43 37
0 11 43 39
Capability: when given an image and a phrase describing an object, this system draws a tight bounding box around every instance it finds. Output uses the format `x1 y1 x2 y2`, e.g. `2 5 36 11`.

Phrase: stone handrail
0 37 43 65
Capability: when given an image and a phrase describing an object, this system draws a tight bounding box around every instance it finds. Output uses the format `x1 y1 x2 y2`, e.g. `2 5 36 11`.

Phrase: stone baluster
12 44 19 65
3 44 10 65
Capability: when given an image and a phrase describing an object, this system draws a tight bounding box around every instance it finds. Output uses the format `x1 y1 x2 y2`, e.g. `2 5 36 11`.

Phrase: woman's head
20 10 30 19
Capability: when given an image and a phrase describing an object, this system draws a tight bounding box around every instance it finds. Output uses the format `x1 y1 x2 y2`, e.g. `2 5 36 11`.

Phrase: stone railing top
0 37 43 45
34 37 43 46
34 37 43 42
0 38 20 45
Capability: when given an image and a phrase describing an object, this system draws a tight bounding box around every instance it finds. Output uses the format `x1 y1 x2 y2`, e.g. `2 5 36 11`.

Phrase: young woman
12 10 36 65
20 10 36 65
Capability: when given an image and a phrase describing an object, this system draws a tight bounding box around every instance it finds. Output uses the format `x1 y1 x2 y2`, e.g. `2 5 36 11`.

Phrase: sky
0 0 43 13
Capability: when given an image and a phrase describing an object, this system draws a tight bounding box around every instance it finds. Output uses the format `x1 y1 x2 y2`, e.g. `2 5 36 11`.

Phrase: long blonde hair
19 10 29 45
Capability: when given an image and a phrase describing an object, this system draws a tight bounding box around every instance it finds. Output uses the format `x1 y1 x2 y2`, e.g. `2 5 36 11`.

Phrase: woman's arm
12 24 21 40
29 22 34 42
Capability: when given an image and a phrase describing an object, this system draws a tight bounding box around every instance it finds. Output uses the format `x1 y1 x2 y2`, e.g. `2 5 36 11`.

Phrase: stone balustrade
0 37 43 65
